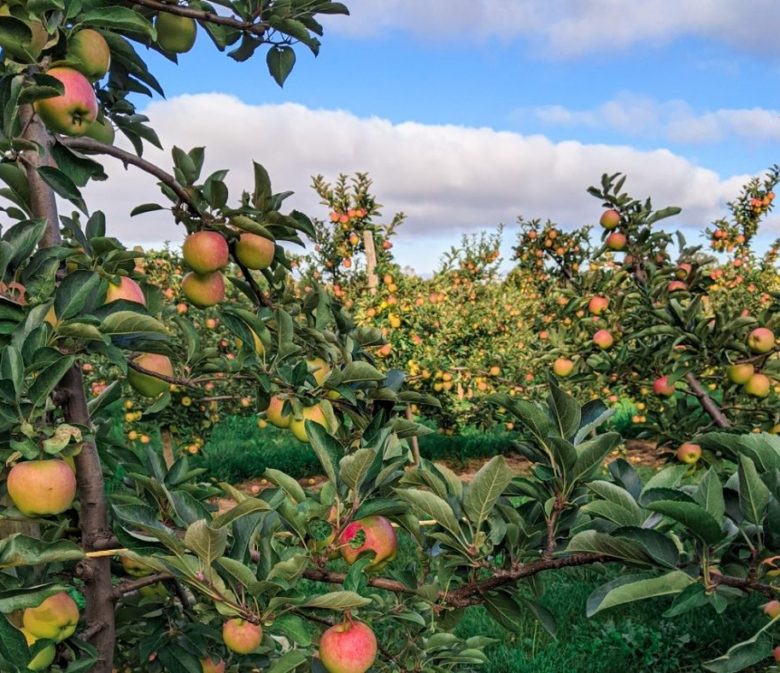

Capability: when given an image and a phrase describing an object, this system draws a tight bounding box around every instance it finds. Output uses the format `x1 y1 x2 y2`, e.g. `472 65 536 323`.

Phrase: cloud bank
81 94 766 273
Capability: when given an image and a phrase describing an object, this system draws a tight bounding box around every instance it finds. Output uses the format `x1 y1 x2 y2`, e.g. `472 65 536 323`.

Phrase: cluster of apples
727 327 776 398
15 592 80 670
600 208 627 252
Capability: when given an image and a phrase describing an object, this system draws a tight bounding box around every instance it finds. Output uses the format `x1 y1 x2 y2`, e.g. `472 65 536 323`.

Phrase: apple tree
0 2 779 673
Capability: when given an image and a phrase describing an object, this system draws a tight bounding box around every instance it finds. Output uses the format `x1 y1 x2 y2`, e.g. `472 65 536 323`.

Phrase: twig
125 0 269 38
112 573 173 599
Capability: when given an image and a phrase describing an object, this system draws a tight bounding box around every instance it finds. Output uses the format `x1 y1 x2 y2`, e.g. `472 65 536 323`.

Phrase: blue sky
91 1 780 274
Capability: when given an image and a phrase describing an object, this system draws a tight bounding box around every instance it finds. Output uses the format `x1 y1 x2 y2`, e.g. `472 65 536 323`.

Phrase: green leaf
340 361 385 383
271 614 312 646
307 422 341 486
483 592 527 634
738 455 770 525
0 614 28 669
547 380 581 439
3 219 46 268
0 583 70 612
396 489 462 541
570 432 620 484
36 166 86 212
694 468 725 524
566 530 653 566
462 456 513 529
339 448 376 491
266 45 296 87
301 591 371 610
79 6 155 37
264 468 305 503
583 481 644 527
703 631 774 673
586 570 692 616
100 311 167 334
55 270 103 320
184 519 227 565
646 500 723 545
211 497 271 528
266 650 308 673
28 356 76 409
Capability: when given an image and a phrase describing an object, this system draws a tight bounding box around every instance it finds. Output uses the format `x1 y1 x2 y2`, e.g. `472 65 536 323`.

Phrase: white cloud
322 0 780 58
81 94 767 274
524 93 780 144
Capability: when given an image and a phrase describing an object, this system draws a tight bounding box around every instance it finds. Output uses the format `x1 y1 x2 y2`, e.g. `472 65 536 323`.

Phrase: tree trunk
161 426 174 468
363 229 378 294
22 109 115 673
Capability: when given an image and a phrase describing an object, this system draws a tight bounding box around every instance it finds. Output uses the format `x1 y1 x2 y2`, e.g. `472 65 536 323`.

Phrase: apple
121 556 153 578
182 271 225 308
182 231 229 274
222 618 262 654
763 600 780 619
319 620 377 673
676 443 701 465
290 404 329 443
744 373 770 398
21 630 56 671
599 209 621 230
588 296 608 316
592 329 614 350
338 515 397 569
747 327 775 354
155 12 197 53
667 280 687 293
201 657 226 673
265 395 291 428
235 233 275 270
84 112 115 144
307 357 331 386
727 363 755 385
24 592 79 642
552 358 574 377
606 231 627 251
105 276 146 305
7 460 77 517
127 353 173 398
66 29 111 81
675 262 692 279
34 67 98 136
652 376 675 397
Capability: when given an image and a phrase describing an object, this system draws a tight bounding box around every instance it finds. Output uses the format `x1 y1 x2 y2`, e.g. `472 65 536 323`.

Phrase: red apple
592 329 614 350
201 656 226 673
747 327 775 354
552 358 574 377
182 231 229 274
599 209 621 230
319 620 377 673
744 373 770 398
222 618 262 654
588 296 609 316
7 460 77 517
66 29 111 81
667 280 687 293
676 443 701 465
763 600 780 619
652 376 675 397
34 67 98 136
727 363 754 385
606 232 627 251
338 515 397 570
675 262 692 279
182 271 225 308
105 276 146 305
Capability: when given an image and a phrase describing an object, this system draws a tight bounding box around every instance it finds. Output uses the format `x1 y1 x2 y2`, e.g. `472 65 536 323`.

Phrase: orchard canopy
0 2 778 673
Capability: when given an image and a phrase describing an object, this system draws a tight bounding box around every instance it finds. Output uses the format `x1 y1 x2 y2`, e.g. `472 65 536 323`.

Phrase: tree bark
685 373 731 429
22 109 115 673
363 229 378 294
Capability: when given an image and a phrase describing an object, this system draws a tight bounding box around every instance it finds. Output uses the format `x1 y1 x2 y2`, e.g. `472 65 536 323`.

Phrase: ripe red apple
105 276 146 305
599 209 621 230
727 363 755 385
652 376 675 397
34 67 98 136
182 271 225 308
675 262 692 279
290 404 329 443
182 231 229 274
667 280 687 293
23 592 79 642
552 358 574 377
338 515 397 569
7 460 77 517
66 29 111 81
155 12 197 53
676 443 701 465
128 353 173 398
265 395 291 428
222 618 262 654
319 620 377 673
763 600 780 619
606 232 627 251
744 373 770 398
592 329 614 350
588 296 609 316
747 327 775 354
201 656 226 673
235 233 275 270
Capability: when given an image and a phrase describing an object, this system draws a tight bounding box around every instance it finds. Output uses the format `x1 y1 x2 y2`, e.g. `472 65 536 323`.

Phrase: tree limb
125 0 269 38
685 373 731 428
112 573 173 599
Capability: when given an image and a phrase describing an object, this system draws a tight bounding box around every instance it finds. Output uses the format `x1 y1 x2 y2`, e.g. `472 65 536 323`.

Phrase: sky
83 0 780 275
